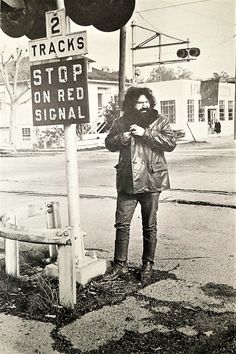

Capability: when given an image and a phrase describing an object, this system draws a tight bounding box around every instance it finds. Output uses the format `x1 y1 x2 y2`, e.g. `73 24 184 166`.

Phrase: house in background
140 80 234 141
0 56 35 150
0 57 234 150
0 56 123 150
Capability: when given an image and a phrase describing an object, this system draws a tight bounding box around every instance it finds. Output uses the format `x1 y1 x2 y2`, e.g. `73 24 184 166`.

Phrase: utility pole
119 25 126 115
131 21 135 82
234 60 236 139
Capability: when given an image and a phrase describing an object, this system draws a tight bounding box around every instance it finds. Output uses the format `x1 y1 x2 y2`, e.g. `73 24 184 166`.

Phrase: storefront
140 80 234 140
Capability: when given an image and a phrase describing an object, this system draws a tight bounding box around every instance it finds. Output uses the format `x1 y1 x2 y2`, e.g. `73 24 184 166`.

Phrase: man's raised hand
130 124 145 136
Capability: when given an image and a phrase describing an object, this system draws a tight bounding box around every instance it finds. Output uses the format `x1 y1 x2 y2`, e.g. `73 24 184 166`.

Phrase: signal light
94 0 136 32
1 0 33 38
177 47 200 59
189 47 200 57
64 0 100 27
0 0 135 39
64 0 136 32
1 0 136 39
177 49 188 59
1 0 57 39
25 1 58 40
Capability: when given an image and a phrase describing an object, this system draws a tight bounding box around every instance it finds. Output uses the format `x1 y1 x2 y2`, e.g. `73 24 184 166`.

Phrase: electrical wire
136 0 212 13
136 12 188 42
136 0 233 26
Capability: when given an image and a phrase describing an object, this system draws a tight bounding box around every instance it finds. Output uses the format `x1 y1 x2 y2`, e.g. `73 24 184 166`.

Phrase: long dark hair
122 86 156 112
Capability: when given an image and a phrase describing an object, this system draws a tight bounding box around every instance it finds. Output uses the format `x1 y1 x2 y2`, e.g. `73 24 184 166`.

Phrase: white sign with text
29 9 88 62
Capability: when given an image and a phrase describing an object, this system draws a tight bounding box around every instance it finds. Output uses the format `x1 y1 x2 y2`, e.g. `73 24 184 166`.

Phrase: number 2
51 16 60 35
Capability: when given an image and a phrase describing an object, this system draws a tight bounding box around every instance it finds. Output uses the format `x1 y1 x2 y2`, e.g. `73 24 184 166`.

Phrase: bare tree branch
16 83 31 103
0 52 13 101
13 48 23 96
19 95 32 105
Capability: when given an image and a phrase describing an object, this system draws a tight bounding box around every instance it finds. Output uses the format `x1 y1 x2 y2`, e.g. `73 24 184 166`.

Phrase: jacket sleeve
105 119 131 152
143 116 177 152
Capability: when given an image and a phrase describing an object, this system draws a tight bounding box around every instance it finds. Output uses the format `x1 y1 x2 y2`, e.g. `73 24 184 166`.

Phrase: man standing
104 87 176 282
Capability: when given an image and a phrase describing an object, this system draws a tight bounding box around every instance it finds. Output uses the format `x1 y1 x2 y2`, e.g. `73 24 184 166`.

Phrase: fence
0 201 76 309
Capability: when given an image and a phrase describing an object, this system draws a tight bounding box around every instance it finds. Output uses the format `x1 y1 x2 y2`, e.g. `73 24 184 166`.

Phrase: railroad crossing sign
29 8 89 126
29 9 88 62
30 57 89 126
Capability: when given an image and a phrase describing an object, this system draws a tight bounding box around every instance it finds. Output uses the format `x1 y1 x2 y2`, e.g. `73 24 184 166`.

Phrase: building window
22 128 31 140
228 101 233 120
187 99 194 122
198 100 205 122
219 100 225 120
160 100 176 123
97 93 103 113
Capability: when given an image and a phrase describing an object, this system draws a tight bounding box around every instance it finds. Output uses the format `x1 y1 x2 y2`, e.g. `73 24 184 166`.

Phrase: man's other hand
130 124 145 136
121 131 132 143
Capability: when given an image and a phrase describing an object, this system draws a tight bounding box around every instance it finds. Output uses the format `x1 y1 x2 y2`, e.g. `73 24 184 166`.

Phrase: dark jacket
105 109 176 194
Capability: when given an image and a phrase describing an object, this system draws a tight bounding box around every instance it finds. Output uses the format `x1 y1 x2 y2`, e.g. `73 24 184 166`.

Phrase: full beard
126 108 154 128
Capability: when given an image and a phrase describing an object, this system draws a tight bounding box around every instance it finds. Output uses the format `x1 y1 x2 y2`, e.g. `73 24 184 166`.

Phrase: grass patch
0 248 60 320
0 269 60 320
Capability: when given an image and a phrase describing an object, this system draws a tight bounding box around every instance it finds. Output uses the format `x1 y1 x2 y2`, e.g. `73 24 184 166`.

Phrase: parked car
173 129 185 140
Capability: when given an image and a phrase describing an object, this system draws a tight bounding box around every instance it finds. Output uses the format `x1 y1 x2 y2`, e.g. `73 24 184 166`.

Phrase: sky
0 0 235 80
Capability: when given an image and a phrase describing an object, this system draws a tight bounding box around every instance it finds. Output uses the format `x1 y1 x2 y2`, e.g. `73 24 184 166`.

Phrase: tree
0 48 31 150
102 99 119 131
212 71 230 82
146 65 193 82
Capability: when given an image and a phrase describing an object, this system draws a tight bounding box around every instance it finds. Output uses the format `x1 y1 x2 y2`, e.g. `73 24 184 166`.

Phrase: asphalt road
0 136 235 198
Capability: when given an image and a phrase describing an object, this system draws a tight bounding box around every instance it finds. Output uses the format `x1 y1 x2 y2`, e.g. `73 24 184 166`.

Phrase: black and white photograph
0 0 235 353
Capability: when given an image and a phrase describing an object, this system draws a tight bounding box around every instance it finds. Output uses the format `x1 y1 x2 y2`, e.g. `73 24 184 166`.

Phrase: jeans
114 192 160 264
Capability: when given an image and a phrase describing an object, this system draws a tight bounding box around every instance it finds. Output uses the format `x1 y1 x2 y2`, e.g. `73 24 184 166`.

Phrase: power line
136 0 212 13
136 5 233 42
136 12 188 42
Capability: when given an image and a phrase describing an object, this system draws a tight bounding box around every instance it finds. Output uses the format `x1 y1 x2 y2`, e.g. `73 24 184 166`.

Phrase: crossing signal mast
1 0 136 117
131 22 200 80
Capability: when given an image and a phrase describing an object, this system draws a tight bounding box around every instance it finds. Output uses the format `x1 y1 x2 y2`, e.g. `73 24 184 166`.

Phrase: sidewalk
1 134 235 157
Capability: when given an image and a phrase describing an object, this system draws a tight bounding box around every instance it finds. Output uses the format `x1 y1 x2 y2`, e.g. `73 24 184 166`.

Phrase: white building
0 57 122 150
0 59 234 150
141 80 235 140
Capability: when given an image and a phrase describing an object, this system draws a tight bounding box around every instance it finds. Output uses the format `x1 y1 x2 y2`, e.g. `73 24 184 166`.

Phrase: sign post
30 13 89 261
29 9 107 287
64 123 84 261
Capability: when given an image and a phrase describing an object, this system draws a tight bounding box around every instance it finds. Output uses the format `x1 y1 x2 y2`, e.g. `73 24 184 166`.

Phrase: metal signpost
29 9 106 294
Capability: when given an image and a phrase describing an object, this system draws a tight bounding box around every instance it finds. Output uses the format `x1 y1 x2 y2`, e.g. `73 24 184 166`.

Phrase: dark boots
104 239 129 281
141 238 157 282
104 237 156 282
140 261 153 282
103 261 129 281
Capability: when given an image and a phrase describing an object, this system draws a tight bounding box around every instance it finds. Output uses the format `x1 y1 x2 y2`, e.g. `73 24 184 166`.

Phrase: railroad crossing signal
1 0 136 38
177 48 200 59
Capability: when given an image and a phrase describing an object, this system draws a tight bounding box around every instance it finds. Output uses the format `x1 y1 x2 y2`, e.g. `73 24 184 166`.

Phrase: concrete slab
59 296 157 353
139 279 236 313
169 257 236 287
45 256 107 286
0 313 59 354
60 277 235 353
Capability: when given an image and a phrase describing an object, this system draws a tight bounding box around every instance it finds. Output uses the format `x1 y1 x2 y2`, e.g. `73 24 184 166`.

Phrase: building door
207 108 217 134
